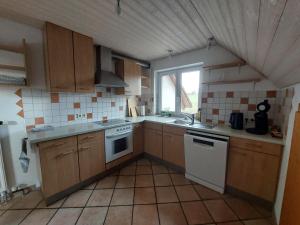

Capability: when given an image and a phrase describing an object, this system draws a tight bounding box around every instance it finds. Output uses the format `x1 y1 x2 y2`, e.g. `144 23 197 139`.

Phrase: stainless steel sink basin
167 119 215 129
167 119 191 125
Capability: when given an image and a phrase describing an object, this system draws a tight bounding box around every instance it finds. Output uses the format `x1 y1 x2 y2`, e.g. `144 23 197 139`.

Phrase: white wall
0 17 44 189
274 83 300 224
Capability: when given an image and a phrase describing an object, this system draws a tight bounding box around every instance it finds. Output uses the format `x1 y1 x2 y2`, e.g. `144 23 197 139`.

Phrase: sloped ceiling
0 0 299 87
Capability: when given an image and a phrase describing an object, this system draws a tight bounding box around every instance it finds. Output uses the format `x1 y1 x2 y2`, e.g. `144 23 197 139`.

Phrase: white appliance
184 129 229 193
0 140 8 193
105 124 133 163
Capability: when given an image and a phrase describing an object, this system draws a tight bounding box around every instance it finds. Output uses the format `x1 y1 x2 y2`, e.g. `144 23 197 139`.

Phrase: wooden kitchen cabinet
44 22 94 92
144 122 163 158
133 123 144 156
73 32 95 93
44 22 75 92
227 137 282 202
163 125 186 168
115 58 141 95
38 136 79 197
78 131 105 181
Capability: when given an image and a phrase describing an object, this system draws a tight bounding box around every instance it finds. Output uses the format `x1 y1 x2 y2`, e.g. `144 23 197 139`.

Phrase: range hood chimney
95 46 128 87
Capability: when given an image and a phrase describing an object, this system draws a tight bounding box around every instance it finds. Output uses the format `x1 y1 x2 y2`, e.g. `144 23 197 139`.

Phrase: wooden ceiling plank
241 0 260 65
255 0 287 70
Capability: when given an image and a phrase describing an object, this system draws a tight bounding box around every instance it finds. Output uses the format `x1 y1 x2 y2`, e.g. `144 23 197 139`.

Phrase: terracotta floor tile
96 176 118 189
133 205 159 225
20 209 56 225
168 167 180 174
153 174 173 186
11 191 43 209
0 210 4 216
135 175 154 187
137 158 151 165
120 165 136 175
158 203 187 225
194 184 221 199
48 208 82 225
156 186 178 203
243 219 271 225
136 165 153 175
37 198 65 209
111 188 134 206
104 206 132 225
82 182 97 190
63 190 92 207
0 210 30 225
175 185 200 201
115 176 135 188
152 165 169 174
182 201 213 225
170 174 191 185
0 196 22 210
251 204 273 218
87 189 114 206
225 198 261 220
204 199 238 223
134 187 156 204
109 170 120 176
217 222 243 225
76 207 108 225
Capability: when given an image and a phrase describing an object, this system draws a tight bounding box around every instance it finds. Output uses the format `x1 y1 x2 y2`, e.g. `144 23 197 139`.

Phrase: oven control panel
105 124 133 136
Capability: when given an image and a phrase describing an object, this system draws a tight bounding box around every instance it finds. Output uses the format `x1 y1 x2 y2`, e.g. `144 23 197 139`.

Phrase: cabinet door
133 123 144 156
227 147 281 202
73 32 95 93
39 136 79 197
163 132 185 168
78 131 105 181
44 22 75 92
144 128 162 158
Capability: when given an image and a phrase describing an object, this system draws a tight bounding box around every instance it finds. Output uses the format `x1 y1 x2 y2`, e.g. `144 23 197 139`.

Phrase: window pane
161 74 176 112
181 70 200 113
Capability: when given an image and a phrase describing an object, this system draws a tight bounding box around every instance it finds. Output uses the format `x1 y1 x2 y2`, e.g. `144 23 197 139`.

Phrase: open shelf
203 60 246 71
0 64 26 71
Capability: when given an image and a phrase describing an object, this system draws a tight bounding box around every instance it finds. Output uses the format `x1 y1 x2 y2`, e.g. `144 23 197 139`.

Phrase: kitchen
0 1 299 225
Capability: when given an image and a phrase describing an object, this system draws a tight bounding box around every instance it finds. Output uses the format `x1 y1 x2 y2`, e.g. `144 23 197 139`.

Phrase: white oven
105 124 133 163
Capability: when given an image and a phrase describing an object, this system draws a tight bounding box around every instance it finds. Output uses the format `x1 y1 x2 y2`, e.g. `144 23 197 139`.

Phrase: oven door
105 131 133 163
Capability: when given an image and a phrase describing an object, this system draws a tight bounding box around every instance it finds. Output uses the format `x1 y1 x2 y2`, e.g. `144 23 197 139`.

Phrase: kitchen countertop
27 116 285 146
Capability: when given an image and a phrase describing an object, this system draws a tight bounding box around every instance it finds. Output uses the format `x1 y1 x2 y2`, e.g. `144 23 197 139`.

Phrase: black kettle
229 112 244 130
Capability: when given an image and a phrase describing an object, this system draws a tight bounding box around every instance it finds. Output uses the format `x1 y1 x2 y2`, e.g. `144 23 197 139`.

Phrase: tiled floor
0 157 275 225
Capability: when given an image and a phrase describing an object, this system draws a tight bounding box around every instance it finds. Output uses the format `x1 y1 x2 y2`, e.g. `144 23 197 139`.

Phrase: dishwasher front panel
184 133 229 193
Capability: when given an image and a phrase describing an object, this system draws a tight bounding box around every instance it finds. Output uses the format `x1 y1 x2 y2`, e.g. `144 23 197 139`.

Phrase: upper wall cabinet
73 32 94 93
115 58 141 96
44 22 94 93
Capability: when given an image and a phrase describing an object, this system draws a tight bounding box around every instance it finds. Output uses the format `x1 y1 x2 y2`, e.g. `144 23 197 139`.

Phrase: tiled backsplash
18 87 126 130
201 90 286 127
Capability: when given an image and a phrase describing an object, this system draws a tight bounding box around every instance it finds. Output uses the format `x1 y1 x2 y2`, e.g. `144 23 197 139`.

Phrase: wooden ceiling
0 0 300 87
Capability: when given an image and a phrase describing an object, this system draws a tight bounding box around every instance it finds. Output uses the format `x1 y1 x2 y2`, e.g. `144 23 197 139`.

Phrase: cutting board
127 97 138 117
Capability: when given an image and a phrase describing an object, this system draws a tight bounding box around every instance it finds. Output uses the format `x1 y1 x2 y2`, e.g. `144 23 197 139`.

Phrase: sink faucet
182 113 195 125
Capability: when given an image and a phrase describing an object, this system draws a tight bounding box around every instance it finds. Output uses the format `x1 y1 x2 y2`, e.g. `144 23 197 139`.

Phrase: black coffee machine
229 112 244 130
246 100 270 135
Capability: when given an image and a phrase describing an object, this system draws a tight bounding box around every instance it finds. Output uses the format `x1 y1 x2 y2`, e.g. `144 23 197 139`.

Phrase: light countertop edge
27 116 285 146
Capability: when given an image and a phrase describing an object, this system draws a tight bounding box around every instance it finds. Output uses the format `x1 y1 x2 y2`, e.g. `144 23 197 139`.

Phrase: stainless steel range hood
95 46 128 88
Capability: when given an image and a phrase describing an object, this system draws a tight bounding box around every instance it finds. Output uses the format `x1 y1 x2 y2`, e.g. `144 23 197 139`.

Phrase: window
157 65 201 114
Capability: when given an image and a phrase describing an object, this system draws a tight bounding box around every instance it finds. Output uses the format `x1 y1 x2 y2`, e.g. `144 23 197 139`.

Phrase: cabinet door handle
45 142 67 149
55 150 75 159
81 135 96 141
79 147 91 152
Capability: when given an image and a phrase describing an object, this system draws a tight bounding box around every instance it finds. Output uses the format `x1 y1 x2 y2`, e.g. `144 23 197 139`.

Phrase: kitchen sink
167 119 191 125
167 119 215 129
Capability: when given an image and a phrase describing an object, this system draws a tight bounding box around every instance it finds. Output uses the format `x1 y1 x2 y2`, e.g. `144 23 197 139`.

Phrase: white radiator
0 140 8 193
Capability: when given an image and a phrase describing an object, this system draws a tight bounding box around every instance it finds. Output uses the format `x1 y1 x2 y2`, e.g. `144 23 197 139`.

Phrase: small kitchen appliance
229 112 244 130
246 100 270 135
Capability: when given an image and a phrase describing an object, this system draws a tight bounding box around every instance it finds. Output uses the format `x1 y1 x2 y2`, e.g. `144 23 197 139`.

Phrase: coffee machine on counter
246 100 270 135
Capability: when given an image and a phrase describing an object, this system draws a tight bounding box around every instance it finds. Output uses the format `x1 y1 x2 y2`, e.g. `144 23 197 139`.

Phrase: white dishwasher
184 129 229 193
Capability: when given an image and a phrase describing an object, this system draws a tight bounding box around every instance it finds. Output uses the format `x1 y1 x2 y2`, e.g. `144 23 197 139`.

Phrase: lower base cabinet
227 137 282 202
78 131 105 181
133 123 144 156
163 125 186 168
38 131 105 198
144 122 163 158
38 136 80 197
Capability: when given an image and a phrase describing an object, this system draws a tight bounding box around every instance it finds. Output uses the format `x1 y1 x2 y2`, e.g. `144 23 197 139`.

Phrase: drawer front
78 131 104 146
230 137 282 156
144 122 162 131
39 136 77 152
163 124 186 136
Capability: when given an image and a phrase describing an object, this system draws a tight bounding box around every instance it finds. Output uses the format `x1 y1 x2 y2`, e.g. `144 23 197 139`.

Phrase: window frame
156 65 202 115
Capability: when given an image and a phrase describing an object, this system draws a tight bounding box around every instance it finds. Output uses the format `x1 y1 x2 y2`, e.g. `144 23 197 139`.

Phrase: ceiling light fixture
116 0 121 16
